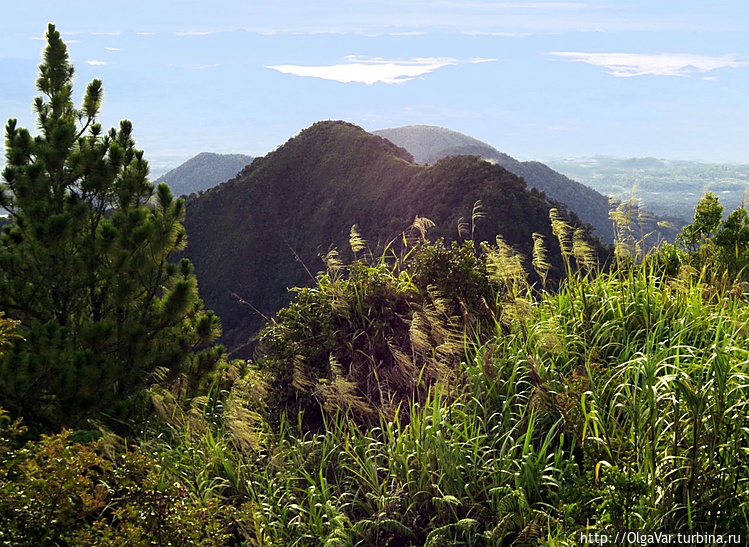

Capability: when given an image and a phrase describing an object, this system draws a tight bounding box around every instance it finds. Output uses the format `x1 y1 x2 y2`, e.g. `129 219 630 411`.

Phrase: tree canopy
0 24 223 433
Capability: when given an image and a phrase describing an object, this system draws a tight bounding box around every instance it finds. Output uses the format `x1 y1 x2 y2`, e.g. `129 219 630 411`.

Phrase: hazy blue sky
2 1 748 175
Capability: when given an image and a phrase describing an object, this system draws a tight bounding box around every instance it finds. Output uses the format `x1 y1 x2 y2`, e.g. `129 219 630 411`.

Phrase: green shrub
0 408 237 546
257 238 501 426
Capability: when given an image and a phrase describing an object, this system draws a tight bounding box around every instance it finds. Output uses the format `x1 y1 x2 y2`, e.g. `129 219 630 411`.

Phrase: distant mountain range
371 125 502 166
155 152 253 197
181 121 603 355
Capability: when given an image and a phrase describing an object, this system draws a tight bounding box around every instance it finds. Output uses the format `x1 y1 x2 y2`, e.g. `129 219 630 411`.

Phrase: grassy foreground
2 240 749 545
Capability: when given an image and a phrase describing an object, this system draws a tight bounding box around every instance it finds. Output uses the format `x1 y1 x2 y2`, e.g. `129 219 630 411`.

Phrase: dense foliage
655 192 749 282
258 236 500 426
0 408 237 547
0 24 223 433
3 212 749 543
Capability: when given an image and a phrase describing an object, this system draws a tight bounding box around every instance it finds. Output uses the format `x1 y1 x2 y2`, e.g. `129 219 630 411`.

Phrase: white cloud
549 51 748 77
175 31 216 36
105 47 122 51
86 60 109 66
462 31 533 36
267 56 495 84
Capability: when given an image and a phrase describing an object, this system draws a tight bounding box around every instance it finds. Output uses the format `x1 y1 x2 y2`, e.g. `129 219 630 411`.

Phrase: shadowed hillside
156 152 253 197
373 125 619 242
182 121 604 355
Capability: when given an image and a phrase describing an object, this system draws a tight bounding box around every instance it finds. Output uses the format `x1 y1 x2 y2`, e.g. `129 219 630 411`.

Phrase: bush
258 238 501 426
0 408 237 546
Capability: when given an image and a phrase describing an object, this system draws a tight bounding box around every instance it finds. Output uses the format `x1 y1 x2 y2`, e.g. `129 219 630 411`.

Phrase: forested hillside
373 125 616 241
374 125 684 244
182 121 601 354
156 152 253 197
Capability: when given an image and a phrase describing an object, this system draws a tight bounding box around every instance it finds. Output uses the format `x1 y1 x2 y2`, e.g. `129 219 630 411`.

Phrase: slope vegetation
183 121 600 353
156 152 253 197
373 125 618 242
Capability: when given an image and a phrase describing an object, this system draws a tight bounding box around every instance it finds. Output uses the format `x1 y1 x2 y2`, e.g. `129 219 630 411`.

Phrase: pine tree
0 24 223 433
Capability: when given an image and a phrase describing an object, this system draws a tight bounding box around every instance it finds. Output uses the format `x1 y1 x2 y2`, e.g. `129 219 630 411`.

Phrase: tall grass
529 261 749 532
138 320 575 545
115 232 749 545
8 209 749 545
126 221 749 545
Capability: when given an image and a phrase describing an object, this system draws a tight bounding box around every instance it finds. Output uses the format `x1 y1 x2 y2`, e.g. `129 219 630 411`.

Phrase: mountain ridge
156 152 254 197
372 124 617 242
182 121 601 354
